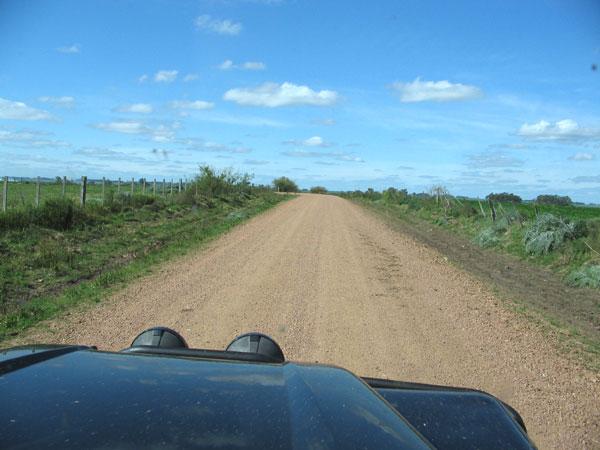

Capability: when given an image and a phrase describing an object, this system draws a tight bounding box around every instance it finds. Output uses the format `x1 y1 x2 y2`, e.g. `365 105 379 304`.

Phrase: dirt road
15 194 600 448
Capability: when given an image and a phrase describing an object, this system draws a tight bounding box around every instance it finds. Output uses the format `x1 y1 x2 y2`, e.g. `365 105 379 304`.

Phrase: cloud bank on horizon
0 0 599 202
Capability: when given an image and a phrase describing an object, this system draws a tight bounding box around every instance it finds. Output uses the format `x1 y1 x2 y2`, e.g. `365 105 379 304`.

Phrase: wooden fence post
162 178 166 197
61 176 66 197
102 177 106 205
178 179 182 193
35 177 41 207
170 179 174 196
2 176 7 212
80 176 87 207
153 179 156 196
488 199 496 222
142 178 146 194
117 178 121 193
131 178 135 196
478 200 486 218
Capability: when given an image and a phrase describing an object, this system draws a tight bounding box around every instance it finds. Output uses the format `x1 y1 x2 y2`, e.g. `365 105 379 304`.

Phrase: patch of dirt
6 195 600 449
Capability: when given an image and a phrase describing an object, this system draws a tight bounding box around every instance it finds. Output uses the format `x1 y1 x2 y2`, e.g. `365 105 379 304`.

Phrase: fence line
0 176 194 211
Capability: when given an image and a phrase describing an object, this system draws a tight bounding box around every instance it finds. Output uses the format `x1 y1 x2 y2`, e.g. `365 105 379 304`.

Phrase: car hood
0 346 430 449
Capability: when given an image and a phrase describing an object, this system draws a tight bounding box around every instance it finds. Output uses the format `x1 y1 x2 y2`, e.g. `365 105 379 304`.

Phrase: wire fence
1 176 195 211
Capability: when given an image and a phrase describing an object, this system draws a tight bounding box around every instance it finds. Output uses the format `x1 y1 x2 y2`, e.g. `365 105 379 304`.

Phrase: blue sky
1 0 599 201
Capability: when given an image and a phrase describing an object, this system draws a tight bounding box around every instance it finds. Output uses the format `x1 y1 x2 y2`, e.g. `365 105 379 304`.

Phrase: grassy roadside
356 199 599 370
0 178 293 342
343 191 600 287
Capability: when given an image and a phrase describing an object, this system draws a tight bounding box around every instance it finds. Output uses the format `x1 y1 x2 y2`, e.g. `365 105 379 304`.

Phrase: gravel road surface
15 194 600 449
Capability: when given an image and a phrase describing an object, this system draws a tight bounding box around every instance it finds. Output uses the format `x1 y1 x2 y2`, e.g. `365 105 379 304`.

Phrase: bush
458 203 479 218
310 186 327 194
364 188 382 201
536 194 572 206
566 265 600 288
523 213 576 255
475 228 500 248
435 217 449 226
502 206 525 225
0 208 30 231
486 192 522 203
272 176 298 193
33 198 75 230
492 217 510 233
382 187 408 204
0 198 89 232
196 166 252 197
227 211 248 222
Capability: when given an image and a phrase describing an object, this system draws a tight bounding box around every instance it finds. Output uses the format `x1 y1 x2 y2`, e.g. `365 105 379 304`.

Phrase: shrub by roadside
567 265 600 288
523 213 577 256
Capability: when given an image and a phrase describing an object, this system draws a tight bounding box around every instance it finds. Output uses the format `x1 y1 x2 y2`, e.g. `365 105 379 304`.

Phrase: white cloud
154 70 178 83
218 60 266 71
0 97 53 120
571 175 600 184
392 78 483 102
517 119 600 142
284 136 331 147
94 121 146 134
244 159 269 165
304 136 326 147
242 61 266 70
114 103 154 114
93 121 179 142
74 147 158 165
56 44 80 54
283 149 363 162
224 82 338 107
195 15 242 35
219 60 235 70
488 143 530 150
169 100 214 110
37 96 75 108
138 74 149 83
467 151 524 168
179 138 251 154
568 152 596 161
312 118 336 126
0 128 69 148
183 73 199 82
191 112 287 127
147 124 179 142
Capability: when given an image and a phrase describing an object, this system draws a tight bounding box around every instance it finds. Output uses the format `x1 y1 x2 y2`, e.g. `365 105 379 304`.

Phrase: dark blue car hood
0 346 430 449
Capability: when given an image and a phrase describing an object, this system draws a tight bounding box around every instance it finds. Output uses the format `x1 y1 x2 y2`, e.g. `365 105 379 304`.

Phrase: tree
382 187 408 204
272 177 298 192
486 192 522 203
364 188 381 201
536 194 572 206
310 186 327 194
